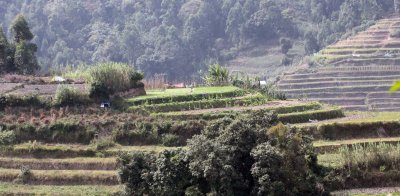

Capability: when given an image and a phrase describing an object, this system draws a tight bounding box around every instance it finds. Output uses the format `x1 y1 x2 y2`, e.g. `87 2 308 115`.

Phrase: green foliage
281 55 293 66
0 95 48 110
390 81 400 93
14 166 32 184
53 85 91 107
278 108 345 124
11 14 33 42
112 120 205 146
3 122 95 144
118 149 193 196
129 89 245 106
87 62 143 99
118 111 326 195
259 84 287 100
205 63 229 86
339 143 400 172
161 134 182 147
280 38 293 54
90 137 116 151
302 121 400 140
13 41 39 75
0 130 16 145
130 94 267 113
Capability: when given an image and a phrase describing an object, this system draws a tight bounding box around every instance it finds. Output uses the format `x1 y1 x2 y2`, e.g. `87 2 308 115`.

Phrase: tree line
0 0 395 79
0 14 38 74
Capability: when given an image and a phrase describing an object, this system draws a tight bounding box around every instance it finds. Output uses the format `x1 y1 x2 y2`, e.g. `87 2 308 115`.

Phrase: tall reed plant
339 142 400 171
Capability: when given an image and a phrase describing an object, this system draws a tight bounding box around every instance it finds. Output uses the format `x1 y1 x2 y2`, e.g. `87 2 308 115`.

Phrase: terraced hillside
278 16 400 111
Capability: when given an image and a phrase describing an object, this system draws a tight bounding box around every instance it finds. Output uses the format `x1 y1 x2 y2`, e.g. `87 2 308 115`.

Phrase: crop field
278 17 400 112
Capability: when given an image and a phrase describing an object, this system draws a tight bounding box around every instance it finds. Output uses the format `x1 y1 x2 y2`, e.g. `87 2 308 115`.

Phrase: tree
205 63 229 86
11 14 34 43
11 14 39 74
304 31 319 55
280 38 293 54
0 27 9 73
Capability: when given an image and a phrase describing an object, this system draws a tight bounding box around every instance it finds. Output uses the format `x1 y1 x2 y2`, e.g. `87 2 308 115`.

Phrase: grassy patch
129 94 268 113
278 108 344 124
0 183 121 195
130 86 240 100
0 168 118 185
0 143 180 158
0 157 117 170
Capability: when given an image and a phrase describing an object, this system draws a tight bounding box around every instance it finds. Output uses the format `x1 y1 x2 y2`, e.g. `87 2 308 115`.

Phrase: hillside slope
278 16 400 111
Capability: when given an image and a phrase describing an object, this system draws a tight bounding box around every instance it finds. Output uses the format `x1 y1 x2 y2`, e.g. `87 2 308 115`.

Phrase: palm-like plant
205 63 229 86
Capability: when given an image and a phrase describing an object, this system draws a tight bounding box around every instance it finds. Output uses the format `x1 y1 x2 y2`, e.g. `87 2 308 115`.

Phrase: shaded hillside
0 0 395 80
278 16 400 111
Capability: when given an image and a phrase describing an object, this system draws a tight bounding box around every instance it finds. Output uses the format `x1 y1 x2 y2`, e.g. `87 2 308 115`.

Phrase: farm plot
6 84 87 96
0 83 23 94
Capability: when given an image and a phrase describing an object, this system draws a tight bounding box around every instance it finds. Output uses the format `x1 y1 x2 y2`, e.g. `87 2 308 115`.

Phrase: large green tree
11 14 39 74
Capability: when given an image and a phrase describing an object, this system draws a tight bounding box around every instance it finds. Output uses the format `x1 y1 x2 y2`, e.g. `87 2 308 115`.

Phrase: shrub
88 62 143 93
205 63 229 86
118 111 326 195
0 95 48 110
161 134 182 147
281 55 293 66
278 108 344 124
53 85 91 106
259 84 287 100
90 136 116 150
129 90 245 106
14 166 33 184
89 82 110 100
0 130 16 145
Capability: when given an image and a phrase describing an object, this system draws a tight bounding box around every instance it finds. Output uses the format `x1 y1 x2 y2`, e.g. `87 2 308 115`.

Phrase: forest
0 0 395 80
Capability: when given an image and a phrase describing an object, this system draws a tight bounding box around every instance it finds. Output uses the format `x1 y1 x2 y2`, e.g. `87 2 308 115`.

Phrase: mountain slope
278 16 400 111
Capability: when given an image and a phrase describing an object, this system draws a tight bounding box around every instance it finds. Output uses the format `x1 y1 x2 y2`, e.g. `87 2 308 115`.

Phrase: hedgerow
129 94 268 113
278 108 344 124
129 89 245 106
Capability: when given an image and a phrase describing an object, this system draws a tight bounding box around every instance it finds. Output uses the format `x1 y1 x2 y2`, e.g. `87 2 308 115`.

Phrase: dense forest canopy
0 0 396 80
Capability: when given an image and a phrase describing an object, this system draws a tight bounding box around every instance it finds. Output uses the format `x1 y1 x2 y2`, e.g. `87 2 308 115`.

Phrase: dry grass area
0 183 121 195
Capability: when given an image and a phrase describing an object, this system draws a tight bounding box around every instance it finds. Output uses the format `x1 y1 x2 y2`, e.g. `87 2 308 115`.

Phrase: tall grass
143 74 166 90
339 143 400 171
88 62 134 92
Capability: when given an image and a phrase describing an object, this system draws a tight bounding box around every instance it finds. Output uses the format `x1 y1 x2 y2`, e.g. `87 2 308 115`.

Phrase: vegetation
53 85 91 107
205 63 229 86
118 112 326 195
0 0 394 79
0 14 38 74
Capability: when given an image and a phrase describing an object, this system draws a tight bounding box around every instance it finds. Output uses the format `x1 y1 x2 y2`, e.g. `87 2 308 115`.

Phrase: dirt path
332 187 400 195
178 100 308 115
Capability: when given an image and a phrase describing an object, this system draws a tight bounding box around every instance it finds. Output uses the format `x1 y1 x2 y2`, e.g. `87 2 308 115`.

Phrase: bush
0 130 16 145
118 111 326 195
90 136 116 150
53 85 91 106
161 134 182 147
14 166 33 184
0 95 48 110
88 62 143 94
130 94 267 113
6 122 95 144
301 121 400 140
89 82 110 100
281 55 293 66
259 84 287 100
278 108 345 124
129 90 245 106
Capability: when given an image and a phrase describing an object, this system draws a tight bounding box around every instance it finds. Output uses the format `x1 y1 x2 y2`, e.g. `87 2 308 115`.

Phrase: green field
130 86 240 100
